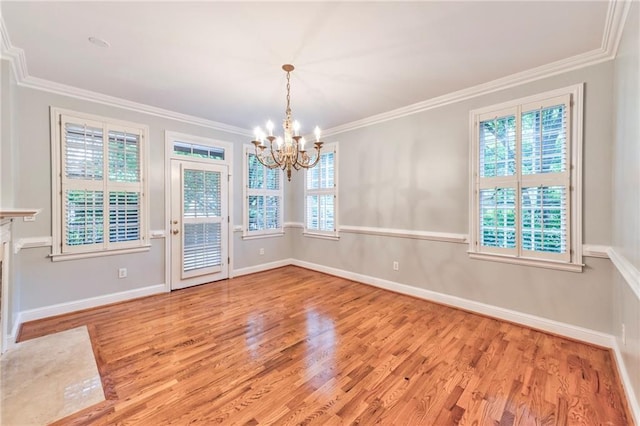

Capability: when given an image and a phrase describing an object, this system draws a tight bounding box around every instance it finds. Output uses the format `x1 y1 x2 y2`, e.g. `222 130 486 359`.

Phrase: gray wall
1 60 15 208
6 76 291 321
612 1 640 410
292 61 615 333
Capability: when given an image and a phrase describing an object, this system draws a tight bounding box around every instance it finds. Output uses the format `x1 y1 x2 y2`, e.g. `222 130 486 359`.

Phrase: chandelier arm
304 144 324 169
253 143 280 169
269 145 284 167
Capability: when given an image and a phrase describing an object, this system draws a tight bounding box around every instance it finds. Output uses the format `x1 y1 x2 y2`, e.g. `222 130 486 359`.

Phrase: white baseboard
612 338 640 424
232 259 293 278
290 259 614 347
16 284 166 332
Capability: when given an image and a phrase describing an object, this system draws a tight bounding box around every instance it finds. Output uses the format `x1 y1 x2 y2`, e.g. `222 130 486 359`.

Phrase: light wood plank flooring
19 266 632 425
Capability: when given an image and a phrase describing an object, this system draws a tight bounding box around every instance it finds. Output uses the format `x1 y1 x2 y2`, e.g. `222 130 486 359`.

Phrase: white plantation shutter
243 147 283 236
305 144 338 236
57 111 148 255
182 169 223 271
183 223 222 271
471 89 578 268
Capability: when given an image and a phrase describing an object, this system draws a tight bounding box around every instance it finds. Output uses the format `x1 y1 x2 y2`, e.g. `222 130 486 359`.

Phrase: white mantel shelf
0 209 40 219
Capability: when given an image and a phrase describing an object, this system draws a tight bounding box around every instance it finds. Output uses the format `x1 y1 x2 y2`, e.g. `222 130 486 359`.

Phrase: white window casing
51 108 150 261
304 143 339 240
242 145 284 239
469 85 583 272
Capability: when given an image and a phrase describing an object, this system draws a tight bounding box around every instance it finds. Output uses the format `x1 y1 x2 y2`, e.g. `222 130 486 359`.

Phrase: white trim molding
17 283 166 326
612 339 640 425
290 259 614 347
284 222 304 229
233 259 293 278
13 236 52 254
608 247 640 301
1 2 631 141
150 230 166 239
340 225 468 244
582 244 610 258
0 17 250 138
323 0 631 138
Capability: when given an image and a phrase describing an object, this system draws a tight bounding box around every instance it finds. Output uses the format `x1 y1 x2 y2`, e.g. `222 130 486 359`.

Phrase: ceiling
1 1 611 134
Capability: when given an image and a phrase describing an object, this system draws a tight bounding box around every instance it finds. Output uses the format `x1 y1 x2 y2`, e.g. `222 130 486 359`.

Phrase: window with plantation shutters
304 143 338 238
243 146 283 237
469 86 583 271
51 108 149 259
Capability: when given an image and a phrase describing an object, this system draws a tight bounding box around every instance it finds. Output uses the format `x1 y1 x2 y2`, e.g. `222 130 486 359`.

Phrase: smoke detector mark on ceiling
88 37 110 48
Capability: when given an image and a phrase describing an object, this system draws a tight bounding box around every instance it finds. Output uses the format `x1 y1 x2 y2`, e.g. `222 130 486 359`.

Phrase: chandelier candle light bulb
251 64 324 181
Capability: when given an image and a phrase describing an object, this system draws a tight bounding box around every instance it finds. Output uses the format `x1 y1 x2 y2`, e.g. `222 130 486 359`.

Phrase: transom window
51 108 149 259
469 85 582 271
173 141 224 161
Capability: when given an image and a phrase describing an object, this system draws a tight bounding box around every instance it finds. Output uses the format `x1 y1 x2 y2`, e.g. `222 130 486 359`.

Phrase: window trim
468 84 583 272
242 145 284 239
304 142 339 240
50 107 150 261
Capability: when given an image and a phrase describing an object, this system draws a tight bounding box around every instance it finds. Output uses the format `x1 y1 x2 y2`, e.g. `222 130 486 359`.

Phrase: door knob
172 229 179 235
172 220 178 225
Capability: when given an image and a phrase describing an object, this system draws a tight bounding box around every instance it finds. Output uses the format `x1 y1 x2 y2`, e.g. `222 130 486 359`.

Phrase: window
469 85 582 271
51 108 149 259
305 143 338 238
173 141 225 160
243 146 283 238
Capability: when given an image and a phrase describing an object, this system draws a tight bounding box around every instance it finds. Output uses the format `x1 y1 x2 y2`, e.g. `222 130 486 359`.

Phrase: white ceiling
1 1 610 133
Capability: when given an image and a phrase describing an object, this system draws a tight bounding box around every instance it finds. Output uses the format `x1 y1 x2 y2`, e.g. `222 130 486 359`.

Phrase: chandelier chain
251 64 323 181
285 70 291 116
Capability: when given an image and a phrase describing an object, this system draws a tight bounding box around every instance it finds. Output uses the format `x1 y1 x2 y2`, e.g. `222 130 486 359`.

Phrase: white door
171 160 228 290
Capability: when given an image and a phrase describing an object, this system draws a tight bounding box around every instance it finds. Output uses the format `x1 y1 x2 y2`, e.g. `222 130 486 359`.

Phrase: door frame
164 131 234 292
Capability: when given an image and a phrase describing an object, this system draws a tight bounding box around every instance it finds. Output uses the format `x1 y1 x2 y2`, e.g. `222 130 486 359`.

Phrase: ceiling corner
0 16 28 81
602 0 634 59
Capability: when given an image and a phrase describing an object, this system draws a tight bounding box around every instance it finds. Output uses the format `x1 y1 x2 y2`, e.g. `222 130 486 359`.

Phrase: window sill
303 231 340 241
468 251 583 272
50 245 152 262
241 231 285 241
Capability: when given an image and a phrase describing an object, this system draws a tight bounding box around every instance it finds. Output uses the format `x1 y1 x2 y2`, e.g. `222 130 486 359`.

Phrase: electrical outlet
393 261 399 271
118 268 127 279
622 323 626 346
259 248 265 255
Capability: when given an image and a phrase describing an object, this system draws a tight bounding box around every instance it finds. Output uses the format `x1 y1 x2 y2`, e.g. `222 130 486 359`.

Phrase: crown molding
0 16 28 81
323 0 631 138
0 17 252 137
20 75 252 136
1 1 631 139
602 0 633 58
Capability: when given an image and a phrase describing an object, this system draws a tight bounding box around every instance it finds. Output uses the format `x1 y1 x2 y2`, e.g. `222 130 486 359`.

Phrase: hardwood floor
19 266 631 425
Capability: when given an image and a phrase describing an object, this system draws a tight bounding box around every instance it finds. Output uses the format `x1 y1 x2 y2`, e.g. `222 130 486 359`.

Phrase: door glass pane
183 223 222 272
174 142 224 160
183 170 221 217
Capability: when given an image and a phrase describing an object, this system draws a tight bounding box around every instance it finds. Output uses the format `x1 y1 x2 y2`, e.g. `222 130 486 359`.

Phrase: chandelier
252 64 323 181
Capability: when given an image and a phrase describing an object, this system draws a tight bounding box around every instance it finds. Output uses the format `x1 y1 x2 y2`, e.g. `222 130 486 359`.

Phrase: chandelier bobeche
252 64 323 181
